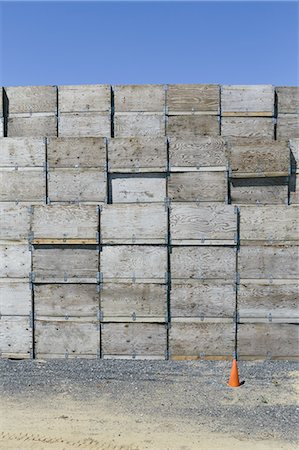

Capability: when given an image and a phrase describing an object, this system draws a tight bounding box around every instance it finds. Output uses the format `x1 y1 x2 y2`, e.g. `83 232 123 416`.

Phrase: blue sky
0 1 298 86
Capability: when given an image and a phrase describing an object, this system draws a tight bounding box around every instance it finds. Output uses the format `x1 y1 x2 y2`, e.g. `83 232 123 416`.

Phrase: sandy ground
0 360 298 450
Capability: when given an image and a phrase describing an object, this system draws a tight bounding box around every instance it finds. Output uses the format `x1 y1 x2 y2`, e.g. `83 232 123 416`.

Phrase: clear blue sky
0 1 298 86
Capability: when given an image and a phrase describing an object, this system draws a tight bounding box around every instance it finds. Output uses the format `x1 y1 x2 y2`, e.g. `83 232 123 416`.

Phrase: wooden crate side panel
7 116 57 138
221 117 274 138
0 169 46 202
0 204 30 241
58 113 111 138
47 137 106 168
230 182 288 205
111 176 166 203
114 85 165 112
114 113 165 137
167 84 220 113
290 138 299 173
0 244 31 278
290 174 299 204
221 85 274 115
58 85 111 113
0 282 31 316
168 172 227 202
277 114 299 139
0 316 32 357
0 137 46 167
5 86 57 114
276 87 299 114
166 115 219 138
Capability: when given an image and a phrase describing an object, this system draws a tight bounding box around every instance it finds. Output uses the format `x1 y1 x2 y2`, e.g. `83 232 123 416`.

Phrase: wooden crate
290 138 299 173
166 84 220 115
237 323 299 359
5 86 57 115
113 85 165 112
0 316 32 359
168 172 228 202
48 168 107 203
31 204 99 244
230 179 288 205
7 116 57 137
100 283 167 322
34 317 99 358
111 175 166 203
47 137 106 168
114 113 165 137
101 245 167 283
221 85 274 116
58 85 111 113
171 246 236 281
32 247 99 283
0 168 46 202
0 281 31 316
276 87 299 114
221 117 274 138
171 280 235 318
34 284 99 317
169 320 235 359
169 136 227 171
101 322 167 359
276 114 299 139
0 137 45 167
170 203 237 245
108 137 167 172
101 203 167 244
0 203 30 242
58 113 111 137
166 115 219 138
0 244 31 278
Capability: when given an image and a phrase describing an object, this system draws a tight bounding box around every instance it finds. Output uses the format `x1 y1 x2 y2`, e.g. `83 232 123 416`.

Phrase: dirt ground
0 360 298 450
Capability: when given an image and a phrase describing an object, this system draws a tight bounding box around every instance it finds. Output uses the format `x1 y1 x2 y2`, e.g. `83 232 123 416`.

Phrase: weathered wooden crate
0 281 31 316
221 85 274 116
101 203 167 244
170 203 237 245
169 320 235 359
32 247 99 283
0 244 31 278
107 137 167 172
47 137 106 168
5 86 57 115
168 172 228 202
111 175 166 203
101 323 167 359
0 203 31 242
230 179 288 205
58 85 111 113
221 117 274 138
0 316 32 359
171 280 235 318
100 283 167 322
276 87 299 114
166 84 220 115
48 168 107 203
169 136 227 171
290 139 299 173
0 137 45 167
31 204 99 244
113 85 165 112
34 317 99 358
0 168 46 202
101 246 167 283
7 116 57 137
114 113 165 137
34 284 99 317
276 114 299 139
171 246 236 281
58 113 111 137
237 323 299 359
166 115 219 138
239 205 298 244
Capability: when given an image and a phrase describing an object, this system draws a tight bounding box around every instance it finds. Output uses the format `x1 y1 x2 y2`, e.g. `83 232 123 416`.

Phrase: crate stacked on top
276 87 299 139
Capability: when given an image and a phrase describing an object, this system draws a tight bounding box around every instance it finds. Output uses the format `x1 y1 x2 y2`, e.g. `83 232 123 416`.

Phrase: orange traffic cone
228 359 241 388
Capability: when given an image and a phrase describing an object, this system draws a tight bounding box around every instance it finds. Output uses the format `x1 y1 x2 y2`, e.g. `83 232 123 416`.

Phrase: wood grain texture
290 139 299 174
221 117 274 138
276 114 299 139
166 115 219 138
111 176 166 203
47 137 106 168
290 174 299 204
0 168 46 202
114 85 165 112
58 113 111 137
221 85 274 115
167 84 220 114
0 137 45 167
114 113 165 137
0 203 30 241
5 86 57 115
0 244 31 278
0 282 31 316
276 87 299 114
230 181 288 205
7 116 57 137
0 316 32 358
58 85 110 113
168 172 227 202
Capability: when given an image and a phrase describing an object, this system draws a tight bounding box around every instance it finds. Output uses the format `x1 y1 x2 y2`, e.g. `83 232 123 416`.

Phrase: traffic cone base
228 358 240 388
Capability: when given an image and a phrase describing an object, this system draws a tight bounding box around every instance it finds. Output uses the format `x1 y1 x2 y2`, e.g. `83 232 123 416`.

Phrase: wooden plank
0 316 32 358
171 280 235 318
170 203 236 244
108 137 167 172
167 84 219 114
0 203 30 241
237 323 299 358
231 183 288 205
0 89 3 117
171 246 236 280
169 136 227 170
32 247 99 283
101 246 167 283
166 115 219 138
7 116 57 137
102 323 167 358
58 85 111 113
111 175 166 203
276 87 299 114
290 174 299 204
101 203 167 244
58 113 111 137
221 117 274 138
32 204 99 241
289 138 299 174
114 85 165 112
47 137 106 168
34 284 99 317
221 85 274 116
48 168 107 203
238 245 298 279
169 321 235 358
168 172 227 202
5 86 57 115
114 113 165 137
35 317 99 358
0 168 46 202
277 114 299 139
0 119 3 138
0 244 31 278
0 137 45 167
0 282 31 316
100 283 167 321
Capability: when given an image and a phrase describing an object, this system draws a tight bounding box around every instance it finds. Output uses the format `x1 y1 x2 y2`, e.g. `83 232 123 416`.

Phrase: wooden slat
0 119 3 138
0 203 30 241
170 203 236 244
230 180 288 205
0 316 32 358
0 168 46 202
221 117 274 138
58 85 111 113
111 175 166 203
0 244 31 278
0 282 31 316
276 87 299 114
277 114 299 139
289 138 299 174
168 172 227 202
166 115 219 138
113 85 165 112
7 116 57 137
58 113 111 137
290 174 299 205
221 85 274 116
102 323 167 358
101 203 167 244
0 137 45 167
114 113 165 137
101 245 167 283
47 137 106 168
167 84 220 114
5 86 57 115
